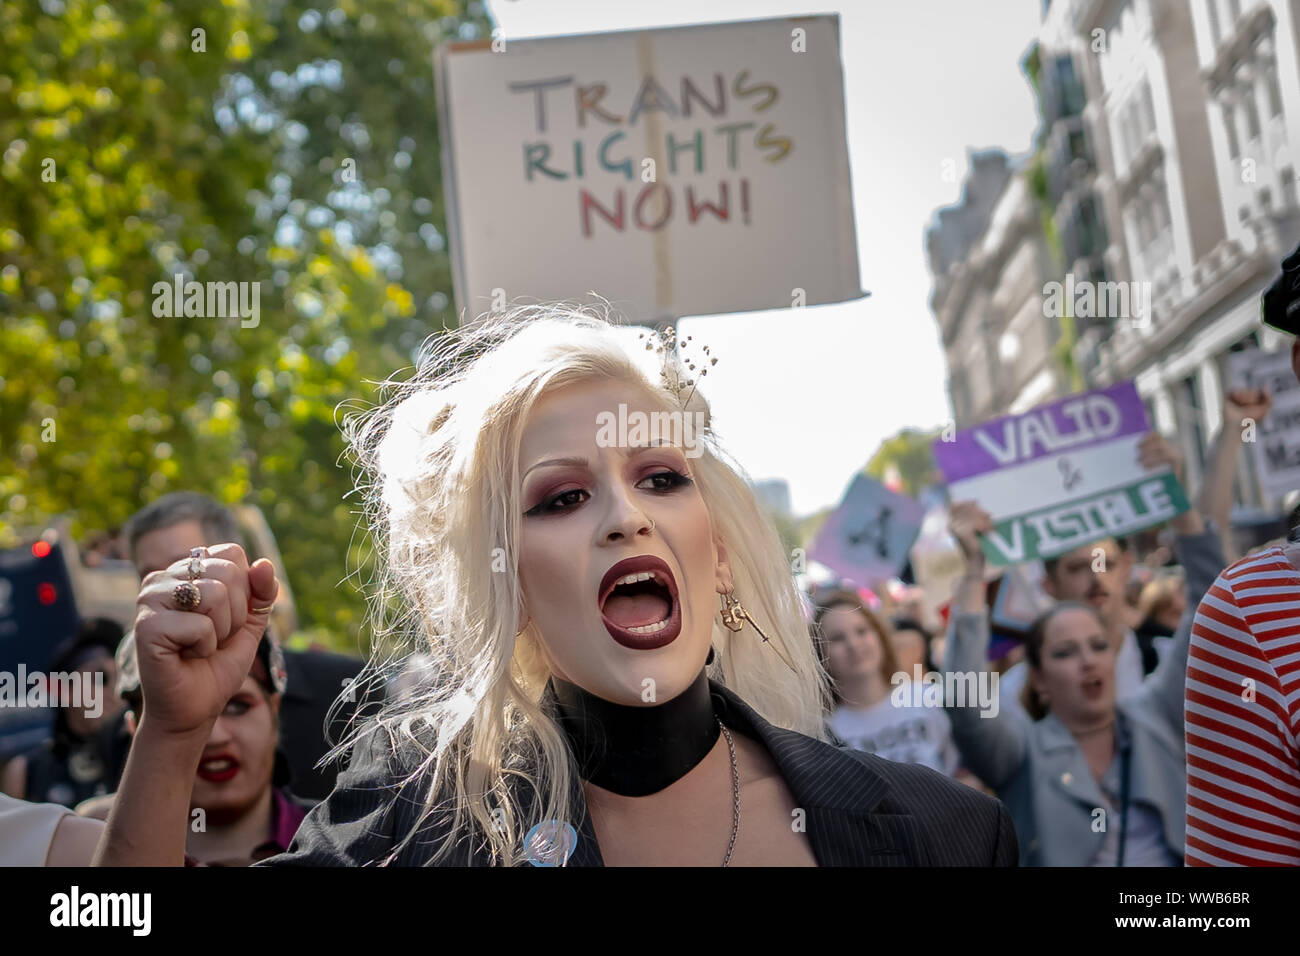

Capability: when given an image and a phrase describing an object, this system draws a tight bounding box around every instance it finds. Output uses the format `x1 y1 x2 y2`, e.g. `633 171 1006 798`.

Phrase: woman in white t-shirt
813 589 959 776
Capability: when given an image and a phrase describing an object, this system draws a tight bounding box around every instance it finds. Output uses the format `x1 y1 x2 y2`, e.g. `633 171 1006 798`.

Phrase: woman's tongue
603 592 670 628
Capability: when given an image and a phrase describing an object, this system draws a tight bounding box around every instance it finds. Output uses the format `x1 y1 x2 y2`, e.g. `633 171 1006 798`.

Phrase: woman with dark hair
814 589 958 777
942 491 1224 867
889 615 937 676
79 629 308 866
1132 569 1186 675
1 618 125 808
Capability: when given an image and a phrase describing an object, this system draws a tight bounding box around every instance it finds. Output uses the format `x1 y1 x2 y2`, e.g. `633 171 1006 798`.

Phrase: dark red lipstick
598 555 682 650
196 753 241 784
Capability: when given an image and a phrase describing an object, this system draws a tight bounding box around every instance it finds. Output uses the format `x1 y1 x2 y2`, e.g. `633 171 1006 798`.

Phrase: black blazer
261 679 1017 866
278 649 371 800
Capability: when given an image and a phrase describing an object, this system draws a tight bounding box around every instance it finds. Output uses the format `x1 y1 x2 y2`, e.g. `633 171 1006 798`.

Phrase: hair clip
637 327 718 409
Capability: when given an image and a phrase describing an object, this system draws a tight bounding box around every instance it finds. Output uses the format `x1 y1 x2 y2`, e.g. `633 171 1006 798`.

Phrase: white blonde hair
334 303 829 865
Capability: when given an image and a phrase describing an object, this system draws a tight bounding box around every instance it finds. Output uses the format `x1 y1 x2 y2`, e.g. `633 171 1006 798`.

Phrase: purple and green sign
932 381 1189 564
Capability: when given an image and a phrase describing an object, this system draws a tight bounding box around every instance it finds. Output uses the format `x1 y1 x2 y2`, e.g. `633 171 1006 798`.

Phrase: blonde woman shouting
96 307 1015 867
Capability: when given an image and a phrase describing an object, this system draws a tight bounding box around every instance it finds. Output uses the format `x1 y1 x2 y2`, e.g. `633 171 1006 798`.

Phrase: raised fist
1223 387 1272 429
948 500 993 568
131 543 279 738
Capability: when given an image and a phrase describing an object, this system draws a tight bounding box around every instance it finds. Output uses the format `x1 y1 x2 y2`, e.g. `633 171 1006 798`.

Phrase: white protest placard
931 381 1190 564
435 15 862 324
1226 348 1300 504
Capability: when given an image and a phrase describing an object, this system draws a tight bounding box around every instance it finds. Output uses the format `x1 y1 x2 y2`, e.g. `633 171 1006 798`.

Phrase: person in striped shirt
1185 539 1300 865
1185 359 1300 864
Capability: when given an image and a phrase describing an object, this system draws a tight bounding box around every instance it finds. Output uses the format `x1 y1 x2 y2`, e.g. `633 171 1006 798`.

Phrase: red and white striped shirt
1185 546 1300 866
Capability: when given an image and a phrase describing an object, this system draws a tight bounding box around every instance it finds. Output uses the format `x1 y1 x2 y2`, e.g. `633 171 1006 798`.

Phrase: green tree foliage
0 0 488 649
864 428 941 498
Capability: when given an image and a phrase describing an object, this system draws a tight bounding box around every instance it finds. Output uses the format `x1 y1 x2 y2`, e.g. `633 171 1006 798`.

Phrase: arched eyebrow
522 442 682 478
523 456 588 478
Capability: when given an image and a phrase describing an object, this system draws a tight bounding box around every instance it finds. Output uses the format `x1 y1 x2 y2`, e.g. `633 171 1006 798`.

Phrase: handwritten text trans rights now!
509 71 794 237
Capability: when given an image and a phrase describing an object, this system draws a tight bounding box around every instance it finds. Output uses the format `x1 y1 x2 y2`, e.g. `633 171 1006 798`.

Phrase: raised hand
131 543 279 738
1223 387 1272 430
1138 430 1185 486
948 500 994 570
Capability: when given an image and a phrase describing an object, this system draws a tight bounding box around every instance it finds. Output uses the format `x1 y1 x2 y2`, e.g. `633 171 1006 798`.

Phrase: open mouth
197 755 240 784
1082 677 1104 699
598 555 682 650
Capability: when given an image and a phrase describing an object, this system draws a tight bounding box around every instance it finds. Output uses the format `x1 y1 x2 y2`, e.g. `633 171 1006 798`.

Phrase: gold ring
250 604 276 614
173 581 202 612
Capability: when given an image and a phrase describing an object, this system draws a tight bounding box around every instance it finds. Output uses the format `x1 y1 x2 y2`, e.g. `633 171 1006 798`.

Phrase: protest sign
908 503 966 623
810 474 925 586
435 15 862 323
932 381 1189 564
1225 348 1300 504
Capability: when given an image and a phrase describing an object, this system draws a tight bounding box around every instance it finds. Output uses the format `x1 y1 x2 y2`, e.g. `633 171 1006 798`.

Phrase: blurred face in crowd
64 650 123 737
821 605 886 687
1030 606 1116 728
190 675 279 824
517 379 728 707
133 520 207 578
1154 586 1187 632
1044 538 1128 628
889 626 928 677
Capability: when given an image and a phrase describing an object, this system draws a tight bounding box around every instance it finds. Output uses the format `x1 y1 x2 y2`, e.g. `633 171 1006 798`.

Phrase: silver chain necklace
719 717 740 867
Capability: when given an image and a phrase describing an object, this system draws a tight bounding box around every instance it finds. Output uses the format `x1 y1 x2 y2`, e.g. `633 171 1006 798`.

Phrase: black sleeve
991 801 1019 867
257 727 411 867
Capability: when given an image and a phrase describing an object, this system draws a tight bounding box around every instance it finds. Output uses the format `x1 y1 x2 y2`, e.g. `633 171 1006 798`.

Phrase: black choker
549 668 719 797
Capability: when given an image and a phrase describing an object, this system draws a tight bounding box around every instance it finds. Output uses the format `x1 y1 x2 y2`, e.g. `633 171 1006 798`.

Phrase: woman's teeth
612 571 662 588
201 759 234 772
624 618 671 634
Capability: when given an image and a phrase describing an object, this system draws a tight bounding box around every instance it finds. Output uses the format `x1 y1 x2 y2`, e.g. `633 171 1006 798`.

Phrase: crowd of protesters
3 311 1300 868
799 377 1300 866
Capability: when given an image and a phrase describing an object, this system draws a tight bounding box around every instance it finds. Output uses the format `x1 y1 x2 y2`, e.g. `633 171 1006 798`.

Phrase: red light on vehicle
37 582 56 605
31 541 52 559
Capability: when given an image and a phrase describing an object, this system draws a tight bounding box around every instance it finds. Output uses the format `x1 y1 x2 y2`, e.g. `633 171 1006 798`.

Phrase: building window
1134 204 1151 245
1225 333 1263 508
1054 55 1084 118
1154 177 1172 233
1282 167 1298 209
1223 102 1240 157
1067 126 1089 166
1264 61 1284 118
1244 86 1262 141
1140 80 1157 136
1182 375 1207 482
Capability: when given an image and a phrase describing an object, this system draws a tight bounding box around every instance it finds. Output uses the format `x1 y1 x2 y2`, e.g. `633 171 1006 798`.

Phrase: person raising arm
943 431 1223 866
92 545 279 866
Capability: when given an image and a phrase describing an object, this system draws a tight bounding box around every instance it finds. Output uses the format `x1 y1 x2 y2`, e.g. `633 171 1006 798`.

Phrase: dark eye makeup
223 696 253 717
524 468 693 517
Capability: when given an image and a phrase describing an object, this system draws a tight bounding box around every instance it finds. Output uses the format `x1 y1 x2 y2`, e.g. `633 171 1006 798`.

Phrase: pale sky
487 0 1043 515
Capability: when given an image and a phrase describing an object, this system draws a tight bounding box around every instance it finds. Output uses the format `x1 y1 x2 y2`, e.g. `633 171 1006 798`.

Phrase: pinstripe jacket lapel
561 680 920 866
709 680 923 866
